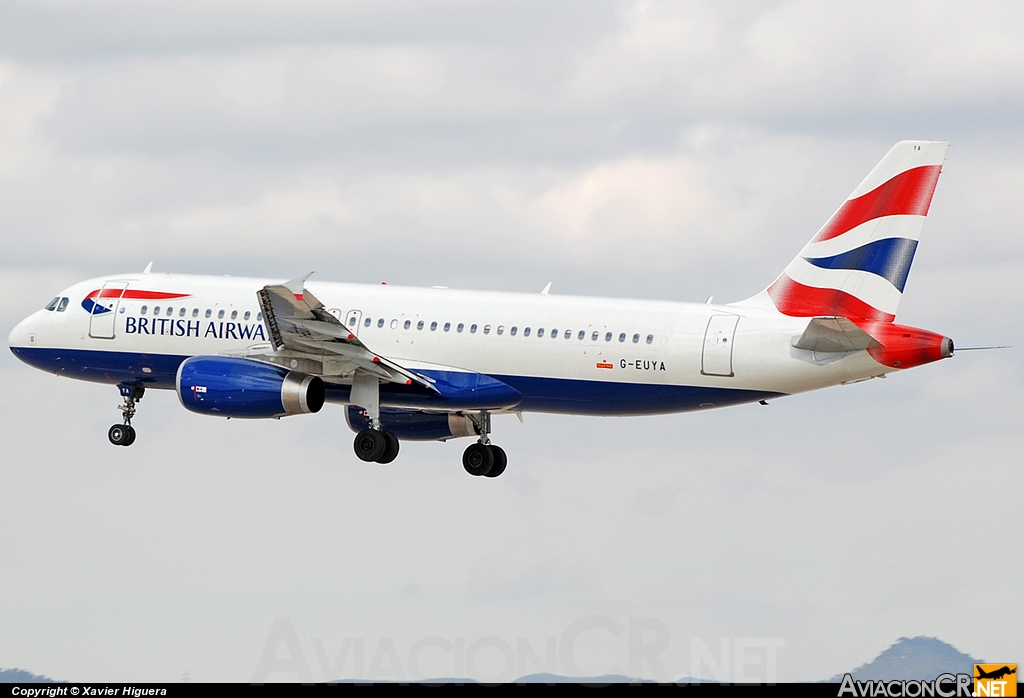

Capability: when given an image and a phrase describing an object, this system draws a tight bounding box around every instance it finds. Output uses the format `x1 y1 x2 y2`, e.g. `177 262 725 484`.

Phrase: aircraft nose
8 311 40 351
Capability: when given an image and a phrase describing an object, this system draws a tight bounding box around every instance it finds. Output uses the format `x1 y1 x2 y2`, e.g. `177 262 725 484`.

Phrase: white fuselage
9 272 893 416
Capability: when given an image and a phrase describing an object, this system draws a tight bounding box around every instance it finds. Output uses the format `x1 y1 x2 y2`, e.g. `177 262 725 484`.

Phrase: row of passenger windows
360 316 655 344
138 305 262 322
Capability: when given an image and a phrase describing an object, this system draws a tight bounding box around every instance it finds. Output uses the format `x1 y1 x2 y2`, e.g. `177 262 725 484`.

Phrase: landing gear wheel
108 424 130 446
354 429 387 462
463 442 494 476
376 431 400 464
484 445 506 478
123 425 137 447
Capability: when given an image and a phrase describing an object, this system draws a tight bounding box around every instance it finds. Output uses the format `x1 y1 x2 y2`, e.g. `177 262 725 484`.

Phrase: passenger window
377 318 385 328
457 323 464 333
57 297 69 312
218 309 225 319
537 328 545 338
417 320 424 330
549 328 557 338
154 306 161 315
205 309 212 318
192 308 199 318
605 332 612 342
565 330 572 339
496 325 504 335
444 322 451 332
244 311 251 321
470 324 477 333
141 305 148 316
483 325 491 335
179 307 186 317
618 333 626 343
632 333 640 343
45 297 59 311
364 317 371 327
404 320 411 330
591 331 598 341
167 307 174 317
524 327 531 337
646 334 654 344
510 326 518 336
257 312 262 321
390 319 398 329
231 310 238 320
430 321 437 331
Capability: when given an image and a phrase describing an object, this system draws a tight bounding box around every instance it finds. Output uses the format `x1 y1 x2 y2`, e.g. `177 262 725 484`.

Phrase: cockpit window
56 297 69 312
45 297 59 311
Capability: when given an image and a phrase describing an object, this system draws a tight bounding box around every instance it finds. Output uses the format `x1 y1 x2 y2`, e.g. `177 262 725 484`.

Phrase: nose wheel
109 383 144 447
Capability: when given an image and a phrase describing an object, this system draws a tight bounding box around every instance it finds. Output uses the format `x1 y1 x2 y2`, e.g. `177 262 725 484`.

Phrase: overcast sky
1 0 1021 683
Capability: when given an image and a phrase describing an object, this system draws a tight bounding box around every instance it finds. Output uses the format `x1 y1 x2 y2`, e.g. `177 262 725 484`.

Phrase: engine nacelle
176 356 325 418
345 406 478 441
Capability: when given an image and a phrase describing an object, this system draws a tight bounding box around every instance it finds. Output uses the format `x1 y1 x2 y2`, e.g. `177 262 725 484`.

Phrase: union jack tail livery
744 140 948 323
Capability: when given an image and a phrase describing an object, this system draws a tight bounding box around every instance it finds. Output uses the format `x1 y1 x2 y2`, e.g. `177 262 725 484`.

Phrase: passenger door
701 314 739 377
88 282 129 339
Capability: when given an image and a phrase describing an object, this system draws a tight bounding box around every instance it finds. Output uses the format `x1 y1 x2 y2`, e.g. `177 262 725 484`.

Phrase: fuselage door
88 281 129 339
345 309 363 337
701 314 739 377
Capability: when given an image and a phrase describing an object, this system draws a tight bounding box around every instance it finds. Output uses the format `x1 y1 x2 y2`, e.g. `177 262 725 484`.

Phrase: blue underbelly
11 347 783 416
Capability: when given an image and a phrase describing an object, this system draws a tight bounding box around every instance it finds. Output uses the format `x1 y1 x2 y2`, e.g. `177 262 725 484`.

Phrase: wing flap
253 274 438 392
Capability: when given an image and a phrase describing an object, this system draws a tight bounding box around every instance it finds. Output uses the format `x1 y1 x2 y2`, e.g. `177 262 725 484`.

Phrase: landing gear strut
108 383 144 446
350 371 401 463
462 412 507 478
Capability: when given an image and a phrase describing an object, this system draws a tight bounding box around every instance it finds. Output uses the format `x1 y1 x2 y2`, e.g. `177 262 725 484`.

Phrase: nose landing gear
108 383 144 446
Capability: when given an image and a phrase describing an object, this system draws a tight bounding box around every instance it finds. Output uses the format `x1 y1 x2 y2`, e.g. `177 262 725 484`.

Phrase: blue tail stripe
803 237 919 292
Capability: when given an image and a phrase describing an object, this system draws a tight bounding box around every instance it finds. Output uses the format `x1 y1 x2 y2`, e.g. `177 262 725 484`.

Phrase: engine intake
177 356 325 418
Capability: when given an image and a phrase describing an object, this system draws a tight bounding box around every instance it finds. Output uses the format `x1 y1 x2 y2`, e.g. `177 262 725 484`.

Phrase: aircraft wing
252 274 438 392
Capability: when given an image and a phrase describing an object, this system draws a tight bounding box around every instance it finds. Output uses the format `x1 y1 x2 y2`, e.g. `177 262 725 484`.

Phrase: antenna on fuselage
541 282 552 295
143 261 153 274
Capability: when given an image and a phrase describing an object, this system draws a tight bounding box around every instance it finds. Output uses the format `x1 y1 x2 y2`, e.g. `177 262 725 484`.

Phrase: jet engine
176 355 325 418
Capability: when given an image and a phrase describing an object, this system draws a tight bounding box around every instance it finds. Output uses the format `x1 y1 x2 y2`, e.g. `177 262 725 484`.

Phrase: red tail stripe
767 275 895 322
86 289 191 300
812 165 941 243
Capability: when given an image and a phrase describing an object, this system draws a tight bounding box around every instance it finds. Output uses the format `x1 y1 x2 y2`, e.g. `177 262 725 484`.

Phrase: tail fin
738 140 948 322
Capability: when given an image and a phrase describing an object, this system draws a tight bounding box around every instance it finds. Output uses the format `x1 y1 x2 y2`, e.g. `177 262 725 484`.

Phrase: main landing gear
108 383 144 447
462 412 507 478
353 427 400 464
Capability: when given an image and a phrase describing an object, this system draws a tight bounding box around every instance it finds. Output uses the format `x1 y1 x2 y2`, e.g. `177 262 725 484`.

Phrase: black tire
484 445 507 478
462 442 494 476
376 431 400 464
123 425 137 447
354 428 387 462
108 424 128 446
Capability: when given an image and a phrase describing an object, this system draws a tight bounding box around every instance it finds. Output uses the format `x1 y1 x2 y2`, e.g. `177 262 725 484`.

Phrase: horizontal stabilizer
792 317 881 353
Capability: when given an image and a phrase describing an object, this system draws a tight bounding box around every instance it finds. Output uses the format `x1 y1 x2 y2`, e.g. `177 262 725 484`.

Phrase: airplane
8 140 958 478
975 666 1016 681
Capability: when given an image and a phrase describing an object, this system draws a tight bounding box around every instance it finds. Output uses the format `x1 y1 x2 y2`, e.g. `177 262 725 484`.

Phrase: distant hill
0 667 59 683
830 637 980 681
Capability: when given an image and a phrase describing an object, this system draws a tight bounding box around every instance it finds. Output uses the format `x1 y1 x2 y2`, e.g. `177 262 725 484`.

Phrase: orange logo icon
974 664 1017 697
